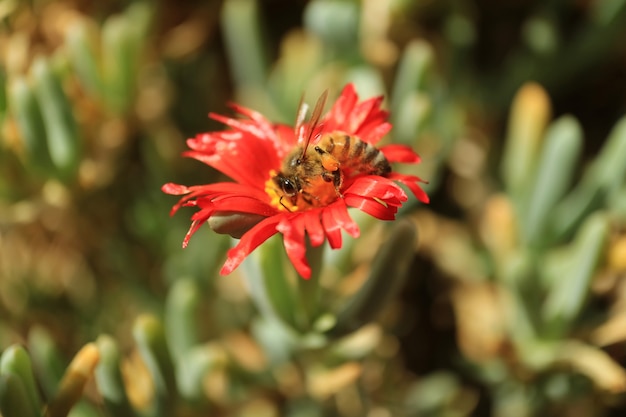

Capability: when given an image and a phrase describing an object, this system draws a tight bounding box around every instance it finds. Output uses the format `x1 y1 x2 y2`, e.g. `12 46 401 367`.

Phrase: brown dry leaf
451 282 506 362
591 312 626 347
333 324 382 359
203 366 230 406
162 14 212 59
45 343 100 417
479 194 518 262
307 362 362 400
222 330 267 372
608 236 626 272
273 362 305 398
121 348 155 411
238 396 279 417
412 211 486 281
559 341 626 393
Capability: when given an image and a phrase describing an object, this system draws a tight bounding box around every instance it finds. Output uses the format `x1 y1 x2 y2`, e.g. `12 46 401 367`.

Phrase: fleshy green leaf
304 0 360 57
165 279 200 361
522 115 583 246
176 345 225 403
221 0 268 88
549 115 626 239
0 373 40 417
0 345 41 414
132 315 177 409
9 76 53 174
65 19 103 99
243 234 298 330
27 327 65 400
32 57 81 181
94 335 134 417
328 220 417 337
542 213 609 337
501 83 551 202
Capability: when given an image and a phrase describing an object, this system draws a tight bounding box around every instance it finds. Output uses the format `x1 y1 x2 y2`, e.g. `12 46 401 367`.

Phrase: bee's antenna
279 196 293 212
300 89 328 160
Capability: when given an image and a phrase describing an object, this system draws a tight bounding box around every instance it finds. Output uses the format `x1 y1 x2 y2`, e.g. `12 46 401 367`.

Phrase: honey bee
272 90 391 210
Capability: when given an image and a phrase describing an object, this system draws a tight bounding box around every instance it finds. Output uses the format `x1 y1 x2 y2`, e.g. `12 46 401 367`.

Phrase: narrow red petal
221 216 282 275
346 176 408 202
322 206 343 249
348 96 380 132
345 195 398 220
182 218 209 248
277 216 311 279
323 84 358 131
380 144 422 164
162 183 191 195
328 201 360 238
358 122 391 144
209 109 276 142
387 173 430 203
184 132 280 188
227 103 278 141
197 195 277 217
303 210 326 246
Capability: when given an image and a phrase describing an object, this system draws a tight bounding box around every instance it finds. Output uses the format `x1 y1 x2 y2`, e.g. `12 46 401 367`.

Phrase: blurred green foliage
1 0 626 416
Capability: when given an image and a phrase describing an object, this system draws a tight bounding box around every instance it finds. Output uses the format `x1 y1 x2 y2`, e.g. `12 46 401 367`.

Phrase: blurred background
2 0 626 416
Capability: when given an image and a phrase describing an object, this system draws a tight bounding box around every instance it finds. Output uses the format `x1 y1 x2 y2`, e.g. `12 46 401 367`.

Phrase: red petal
387 173 430 203
209 107 276 142
182 217 209 247
346 176 408 202
380 144 422 164
221 216 282 275
184 132 280 188
277 215 311 279
303 210 326 246
349 96 380 132
322 205 343 249
345 195 398 220
166 182 268 216
162 183 191 195
323 84 358 131
328 201 359 238
197 195 277 217
358 122 391 144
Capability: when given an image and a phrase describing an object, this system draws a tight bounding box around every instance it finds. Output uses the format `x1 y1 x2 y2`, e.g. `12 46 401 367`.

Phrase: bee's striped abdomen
322 133 390 177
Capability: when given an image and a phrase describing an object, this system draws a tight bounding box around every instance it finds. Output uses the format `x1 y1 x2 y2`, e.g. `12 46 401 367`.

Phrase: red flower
163 84 429 279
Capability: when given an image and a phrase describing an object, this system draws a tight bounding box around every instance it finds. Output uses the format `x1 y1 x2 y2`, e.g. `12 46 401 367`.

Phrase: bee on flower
162 84 429 279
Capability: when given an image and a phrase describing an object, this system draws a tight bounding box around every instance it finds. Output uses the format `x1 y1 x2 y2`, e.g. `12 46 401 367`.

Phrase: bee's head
274 174 299 197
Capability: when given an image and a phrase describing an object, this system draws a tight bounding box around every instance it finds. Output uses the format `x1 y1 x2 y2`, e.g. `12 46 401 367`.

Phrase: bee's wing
294 93 309 144
300 89 328 158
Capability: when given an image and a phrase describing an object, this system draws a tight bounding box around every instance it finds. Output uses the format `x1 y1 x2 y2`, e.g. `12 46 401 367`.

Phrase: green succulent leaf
328 220 417 337
94 335 134 417
0 373 40 417
31 57 81 181
0 346 41 417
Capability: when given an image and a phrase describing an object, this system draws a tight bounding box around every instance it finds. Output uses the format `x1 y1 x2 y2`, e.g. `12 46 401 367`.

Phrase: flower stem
296 239 324 330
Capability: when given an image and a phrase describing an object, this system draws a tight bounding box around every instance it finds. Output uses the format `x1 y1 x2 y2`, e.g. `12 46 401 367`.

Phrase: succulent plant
2 0 626 416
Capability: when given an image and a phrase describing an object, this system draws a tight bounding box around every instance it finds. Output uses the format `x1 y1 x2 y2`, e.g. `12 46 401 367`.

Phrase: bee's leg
322 170 344 197
301 191 321 206
316 146 340 172
333 171 344 197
